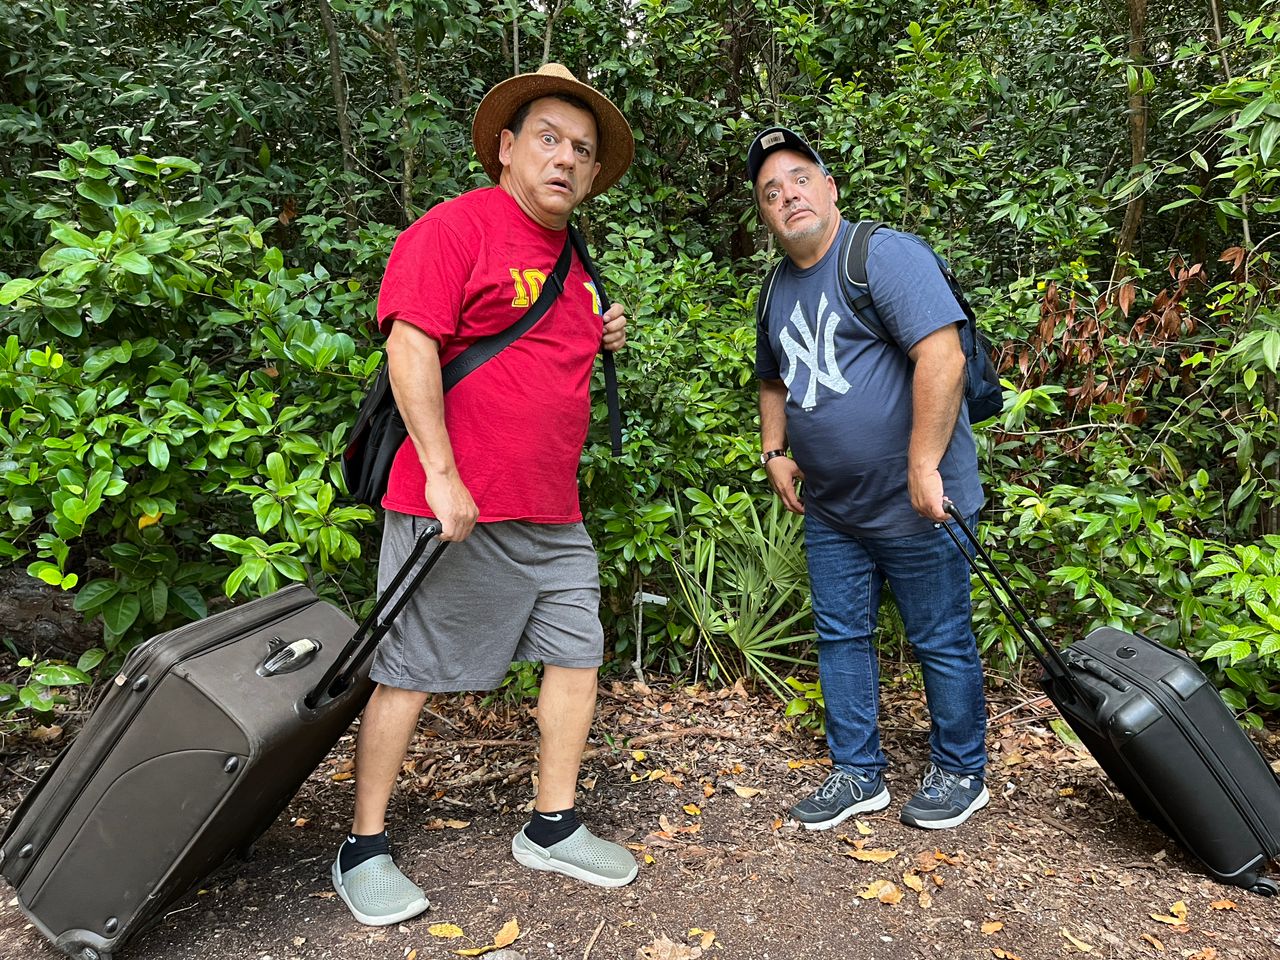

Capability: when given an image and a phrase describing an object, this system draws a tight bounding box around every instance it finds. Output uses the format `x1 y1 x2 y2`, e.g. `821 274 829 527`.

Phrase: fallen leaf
854 819 873 836
918 889 933 909
454 918 520 957
660 815 676 833
982 921 1004 935
732 785 763 799
425 819 471 830
1139 933 1164 952
877 882 903 904
407 952 416 960
636 935 702 959
644 854 655 864
702 782 715 798
1187 949 1217 960
429 924 464 939
992 950 1024 960
843 844 898 864
581 776 597 790
648 769 667 781
1208 899 1236 910
493 919 519 948
331 771 353 782
30 725 63 743
632 750 648 761
1061 928 1093 952
903 872 924 893
770 818 782 831
292 817 309 828
858 880 891 900
687 929 716 950
291 937 305 947
1149 900 1188 926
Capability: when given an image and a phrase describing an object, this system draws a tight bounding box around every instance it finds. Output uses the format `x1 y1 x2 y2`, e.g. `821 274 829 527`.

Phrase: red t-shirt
375 187 604 522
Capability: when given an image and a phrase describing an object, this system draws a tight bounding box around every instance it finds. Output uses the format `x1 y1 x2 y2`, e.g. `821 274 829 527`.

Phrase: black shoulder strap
839 219 888 342
756 258 785 329
440 232 573 392
568 224 623 457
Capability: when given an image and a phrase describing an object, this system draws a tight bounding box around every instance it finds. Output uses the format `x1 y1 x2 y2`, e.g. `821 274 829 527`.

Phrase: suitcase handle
304 520 447 708
940 501 1087 705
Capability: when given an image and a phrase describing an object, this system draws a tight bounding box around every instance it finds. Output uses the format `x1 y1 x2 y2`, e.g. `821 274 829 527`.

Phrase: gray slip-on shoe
331 849 429 926
511 824 638 887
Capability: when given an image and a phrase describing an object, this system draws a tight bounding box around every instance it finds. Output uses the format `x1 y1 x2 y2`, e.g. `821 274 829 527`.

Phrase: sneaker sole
797 786 892 831
331 858 430 926
511 834 639 887
899 784 991 830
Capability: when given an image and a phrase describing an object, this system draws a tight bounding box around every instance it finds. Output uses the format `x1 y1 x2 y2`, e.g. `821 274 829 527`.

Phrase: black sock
339 830 390 873
524 807 580 848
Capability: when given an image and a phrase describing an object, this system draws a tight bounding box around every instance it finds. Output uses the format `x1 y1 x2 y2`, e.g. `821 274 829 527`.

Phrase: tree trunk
1110 0 1147 293
315 0 357 177
358 21 416 223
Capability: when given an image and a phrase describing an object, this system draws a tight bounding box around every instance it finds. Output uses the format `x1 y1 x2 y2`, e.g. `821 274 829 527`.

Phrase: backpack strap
568 224 623 457
755 257 785 331
839 219 889 342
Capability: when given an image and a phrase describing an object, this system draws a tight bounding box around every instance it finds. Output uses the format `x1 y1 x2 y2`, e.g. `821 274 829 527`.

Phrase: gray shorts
370 512 605 692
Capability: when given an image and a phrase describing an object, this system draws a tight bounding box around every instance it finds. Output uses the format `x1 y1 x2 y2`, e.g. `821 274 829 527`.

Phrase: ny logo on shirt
780 292 852 410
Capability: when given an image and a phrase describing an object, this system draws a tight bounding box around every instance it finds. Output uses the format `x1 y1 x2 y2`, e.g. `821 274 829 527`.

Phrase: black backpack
756 220 1003 425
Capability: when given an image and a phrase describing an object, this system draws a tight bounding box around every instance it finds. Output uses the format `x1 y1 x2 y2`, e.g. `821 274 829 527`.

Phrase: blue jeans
805 511 987 779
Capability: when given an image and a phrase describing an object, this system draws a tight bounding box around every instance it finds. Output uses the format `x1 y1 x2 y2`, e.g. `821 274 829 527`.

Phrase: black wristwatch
760 449 788 465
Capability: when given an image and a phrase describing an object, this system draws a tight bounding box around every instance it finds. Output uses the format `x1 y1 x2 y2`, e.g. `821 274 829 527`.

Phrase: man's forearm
907 330 965 475
759 379 789 451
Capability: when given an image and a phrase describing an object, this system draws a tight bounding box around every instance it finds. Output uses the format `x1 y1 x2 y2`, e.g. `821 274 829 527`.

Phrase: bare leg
352 684 429 835
534 665 597 811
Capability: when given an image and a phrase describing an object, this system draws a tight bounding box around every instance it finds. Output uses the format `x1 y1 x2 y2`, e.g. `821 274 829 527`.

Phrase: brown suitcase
1 523 445 960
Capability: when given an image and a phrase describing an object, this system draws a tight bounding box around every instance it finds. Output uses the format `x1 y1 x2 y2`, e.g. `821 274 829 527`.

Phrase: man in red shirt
332 64 637 927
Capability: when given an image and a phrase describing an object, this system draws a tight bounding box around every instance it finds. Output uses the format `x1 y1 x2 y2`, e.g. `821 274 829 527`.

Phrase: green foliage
2 0 1280 729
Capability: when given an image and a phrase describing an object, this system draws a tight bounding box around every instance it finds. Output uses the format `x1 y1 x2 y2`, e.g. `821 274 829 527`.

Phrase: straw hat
471 62 634 198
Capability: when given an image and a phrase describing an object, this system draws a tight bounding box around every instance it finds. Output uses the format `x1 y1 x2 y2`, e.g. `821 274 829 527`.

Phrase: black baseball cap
746 126 828 184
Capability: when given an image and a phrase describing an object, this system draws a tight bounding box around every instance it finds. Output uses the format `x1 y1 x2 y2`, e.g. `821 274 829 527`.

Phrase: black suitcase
942 504 1280 896
0 522 446 960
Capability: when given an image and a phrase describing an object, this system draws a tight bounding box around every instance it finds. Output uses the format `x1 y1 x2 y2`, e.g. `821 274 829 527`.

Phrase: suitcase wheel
1249 877 1279 897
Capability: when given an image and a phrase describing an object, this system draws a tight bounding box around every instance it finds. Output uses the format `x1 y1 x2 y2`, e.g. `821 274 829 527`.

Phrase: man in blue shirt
749 126 989 831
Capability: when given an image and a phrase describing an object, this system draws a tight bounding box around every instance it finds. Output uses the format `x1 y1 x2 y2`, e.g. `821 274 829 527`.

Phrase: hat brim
471 69 634 199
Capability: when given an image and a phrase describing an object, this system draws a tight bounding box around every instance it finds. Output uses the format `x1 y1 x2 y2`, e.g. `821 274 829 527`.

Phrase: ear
583 160 601 192
498 129 516 169
826 174 838 203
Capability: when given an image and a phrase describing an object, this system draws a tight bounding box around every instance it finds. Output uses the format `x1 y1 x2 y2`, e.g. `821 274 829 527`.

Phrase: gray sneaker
789 768 890 831
511 824 638 887
899 763 990 830
331 848 429 926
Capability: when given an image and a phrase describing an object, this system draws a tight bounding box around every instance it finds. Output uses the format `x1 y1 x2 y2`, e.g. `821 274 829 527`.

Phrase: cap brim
471 71 634 199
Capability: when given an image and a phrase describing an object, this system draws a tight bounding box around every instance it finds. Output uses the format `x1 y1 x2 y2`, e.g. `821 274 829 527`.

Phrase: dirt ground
3 676 1280 960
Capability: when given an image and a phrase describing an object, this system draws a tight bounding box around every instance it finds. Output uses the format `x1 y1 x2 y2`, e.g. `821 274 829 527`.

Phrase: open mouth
547 177 572 193
785 208 813 224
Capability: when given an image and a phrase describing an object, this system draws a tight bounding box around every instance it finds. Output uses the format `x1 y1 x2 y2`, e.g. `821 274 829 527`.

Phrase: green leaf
77 648 107 672
170 585 207 621
139 580 168 622
148 437 170 470
0 278 37 304
103 592 141 635
76 180 118 207
114 251 152 275
32 663 92 687
19 684 55 712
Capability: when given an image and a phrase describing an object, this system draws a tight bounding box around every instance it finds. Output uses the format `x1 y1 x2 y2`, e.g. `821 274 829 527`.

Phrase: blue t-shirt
755 221 984 538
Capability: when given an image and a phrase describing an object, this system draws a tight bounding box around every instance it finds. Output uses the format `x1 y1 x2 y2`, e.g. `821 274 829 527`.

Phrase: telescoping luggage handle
939 501 1087 705
305 521 447 708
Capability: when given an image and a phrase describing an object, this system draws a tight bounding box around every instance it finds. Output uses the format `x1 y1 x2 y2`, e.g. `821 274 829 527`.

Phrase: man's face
498 97 601 229
754 149 838 245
